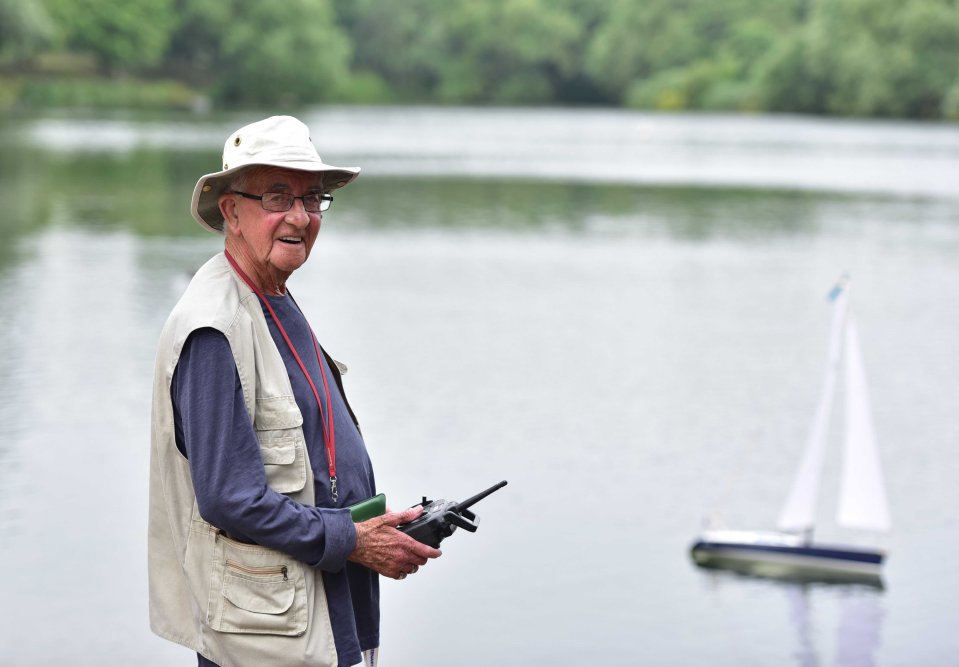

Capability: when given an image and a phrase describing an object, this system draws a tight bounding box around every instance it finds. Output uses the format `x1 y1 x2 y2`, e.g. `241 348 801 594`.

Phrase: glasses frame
232 190 333 213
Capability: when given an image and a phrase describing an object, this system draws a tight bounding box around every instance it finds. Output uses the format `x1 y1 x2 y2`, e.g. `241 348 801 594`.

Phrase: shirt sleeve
171 327 356 571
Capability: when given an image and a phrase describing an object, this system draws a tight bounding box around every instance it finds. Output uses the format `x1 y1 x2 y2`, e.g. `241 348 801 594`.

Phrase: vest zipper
225 560 289 581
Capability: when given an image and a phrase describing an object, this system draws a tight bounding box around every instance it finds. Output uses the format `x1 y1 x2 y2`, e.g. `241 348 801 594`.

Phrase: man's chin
270 243 310 270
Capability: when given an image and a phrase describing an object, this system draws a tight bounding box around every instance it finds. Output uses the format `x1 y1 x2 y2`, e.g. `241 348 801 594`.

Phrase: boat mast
776 277 850 539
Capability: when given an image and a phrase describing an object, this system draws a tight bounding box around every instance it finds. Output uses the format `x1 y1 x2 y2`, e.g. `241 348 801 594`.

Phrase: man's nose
285 198 311 225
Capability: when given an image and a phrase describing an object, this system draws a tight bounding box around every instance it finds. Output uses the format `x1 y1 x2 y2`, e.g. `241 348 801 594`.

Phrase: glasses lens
256 192 332 213
261 192 294 212
303 193 333 212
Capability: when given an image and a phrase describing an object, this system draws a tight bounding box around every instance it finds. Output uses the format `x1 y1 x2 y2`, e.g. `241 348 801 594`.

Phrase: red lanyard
224 251 338 502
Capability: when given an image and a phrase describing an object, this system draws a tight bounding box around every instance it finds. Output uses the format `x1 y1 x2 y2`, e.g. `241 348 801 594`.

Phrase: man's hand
348 506 442 580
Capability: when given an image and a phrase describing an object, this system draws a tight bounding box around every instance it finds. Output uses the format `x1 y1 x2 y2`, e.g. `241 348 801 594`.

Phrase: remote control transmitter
398 480 507 548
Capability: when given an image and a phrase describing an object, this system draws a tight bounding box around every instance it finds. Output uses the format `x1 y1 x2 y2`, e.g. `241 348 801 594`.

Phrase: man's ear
219 195 239 231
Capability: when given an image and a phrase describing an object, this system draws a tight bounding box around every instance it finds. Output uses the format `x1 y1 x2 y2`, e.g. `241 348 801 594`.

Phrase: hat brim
190 159 360 234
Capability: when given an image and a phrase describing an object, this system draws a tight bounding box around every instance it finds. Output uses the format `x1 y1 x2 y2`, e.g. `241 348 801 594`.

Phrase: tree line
2 0 958 119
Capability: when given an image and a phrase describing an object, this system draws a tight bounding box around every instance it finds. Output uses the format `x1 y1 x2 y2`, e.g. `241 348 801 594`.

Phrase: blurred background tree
0 0 54 64
45 0 176 73
1 0 957 118
210 0 350 105
583 0 805 111
334 0 585 104
758 0 959 117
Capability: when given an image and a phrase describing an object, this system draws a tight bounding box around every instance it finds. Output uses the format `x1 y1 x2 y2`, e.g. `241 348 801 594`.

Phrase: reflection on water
13 107 959 199
4 106 958 250
786 585 820 667
2 141 955 249
785 585 883 667
835 593 885 667
698 568 885 667
787 585 885 667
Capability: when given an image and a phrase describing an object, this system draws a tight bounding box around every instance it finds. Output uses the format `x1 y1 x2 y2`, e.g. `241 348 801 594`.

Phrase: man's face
223 167 324 279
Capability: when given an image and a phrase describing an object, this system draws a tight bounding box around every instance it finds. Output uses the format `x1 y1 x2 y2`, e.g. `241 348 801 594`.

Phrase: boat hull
690 531 885 585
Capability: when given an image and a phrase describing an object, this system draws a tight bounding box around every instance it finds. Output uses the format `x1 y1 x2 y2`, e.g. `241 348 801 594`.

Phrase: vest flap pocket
254 396 307 494
211 538 308 636
261 437 307 494
254 396 303 430
223 570 295 615
260 439 296 465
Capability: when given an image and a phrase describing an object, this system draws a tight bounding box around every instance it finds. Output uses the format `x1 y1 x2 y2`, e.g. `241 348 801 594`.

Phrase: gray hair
228 166 324 193
228 166 266 193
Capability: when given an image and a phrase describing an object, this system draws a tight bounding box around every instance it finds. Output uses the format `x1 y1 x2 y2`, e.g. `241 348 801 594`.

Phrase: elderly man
149 116 441 667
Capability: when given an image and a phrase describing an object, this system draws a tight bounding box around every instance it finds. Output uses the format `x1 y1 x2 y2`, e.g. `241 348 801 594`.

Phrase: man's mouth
278 237 302 245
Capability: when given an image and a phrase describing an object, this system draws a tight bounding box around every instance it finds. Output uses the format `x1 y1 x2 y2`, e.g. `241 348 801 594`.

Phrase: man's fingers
375 505 423 528
395 505 425 523
349 506 442 579
390 559 425 580
409 540 442 560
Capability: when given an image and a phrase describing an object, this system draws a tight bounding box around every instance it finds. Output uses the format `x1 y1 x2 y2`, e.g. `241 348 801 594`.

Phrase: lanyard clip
330 475 338 504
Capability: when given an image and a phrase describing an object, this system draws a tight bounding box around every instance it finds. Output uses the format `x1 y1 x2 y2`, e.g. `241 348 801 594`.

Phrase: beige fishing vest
148 252 337 667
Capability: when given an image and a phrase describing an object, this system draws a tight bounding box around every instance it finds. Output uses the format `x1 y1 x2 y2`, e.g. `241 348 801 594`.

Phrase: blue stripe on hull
692 540 884 566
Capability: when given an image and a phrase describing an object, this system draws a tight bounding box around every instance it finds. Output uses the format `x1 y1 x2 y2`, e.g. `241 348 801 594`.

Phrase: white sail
836 316 891 531
777 288 849 533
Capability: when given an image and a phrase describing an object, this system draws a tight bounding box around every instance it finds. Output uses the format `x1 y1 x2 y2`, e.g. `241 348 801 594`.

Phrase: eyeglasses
232 190 333 213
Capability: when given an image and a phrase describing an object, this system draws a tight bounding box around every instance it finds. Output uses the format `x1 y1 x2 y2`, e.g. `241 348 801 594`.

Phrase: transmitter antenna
455 480 508 513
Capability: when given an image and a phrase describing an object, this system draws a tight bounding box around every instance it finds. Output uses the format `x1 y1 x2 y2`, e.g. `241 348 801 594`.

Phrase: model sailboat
691 277 891 581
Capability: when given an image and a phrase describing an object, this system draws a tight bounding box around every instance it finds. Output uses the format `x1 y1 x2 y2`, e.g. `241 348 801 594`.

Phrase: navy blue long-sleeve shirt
171 293 379 667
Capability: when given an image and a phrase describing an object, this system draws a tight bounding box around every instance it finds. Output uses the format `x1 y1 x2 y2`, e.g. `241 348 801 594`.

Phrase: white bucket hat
190 115 360 233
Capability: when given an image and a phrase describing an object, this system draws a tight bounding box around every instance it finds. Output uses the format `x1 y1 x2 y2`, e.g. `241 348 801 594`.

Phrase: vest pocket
211 534 307 636
259 435 307 494
255 397 307 494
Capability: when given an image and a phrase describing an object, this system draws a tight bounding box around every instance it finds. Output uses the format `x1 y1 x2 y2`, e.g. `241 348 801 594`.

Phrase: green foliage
45 0 176 72
337 0 583 104
4 0 959 118
332 0 443 101
214 0 351 104
18 77 197 109
626 59 758 111
586 0 806 109
756 0 959 117
330 70 393 105
164 0 234 83
0 0 54 63
0 77 23 110
944 80 959 119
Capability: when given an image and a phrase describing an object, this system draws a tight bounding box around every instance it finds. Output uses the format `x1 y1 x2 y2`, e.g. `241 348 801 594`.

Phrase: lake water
0 107 958 666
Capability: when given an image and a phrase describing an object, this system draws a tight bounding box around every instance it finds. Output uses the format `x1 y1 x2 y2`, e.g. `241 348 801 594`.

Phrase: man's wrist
315 508 358 571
